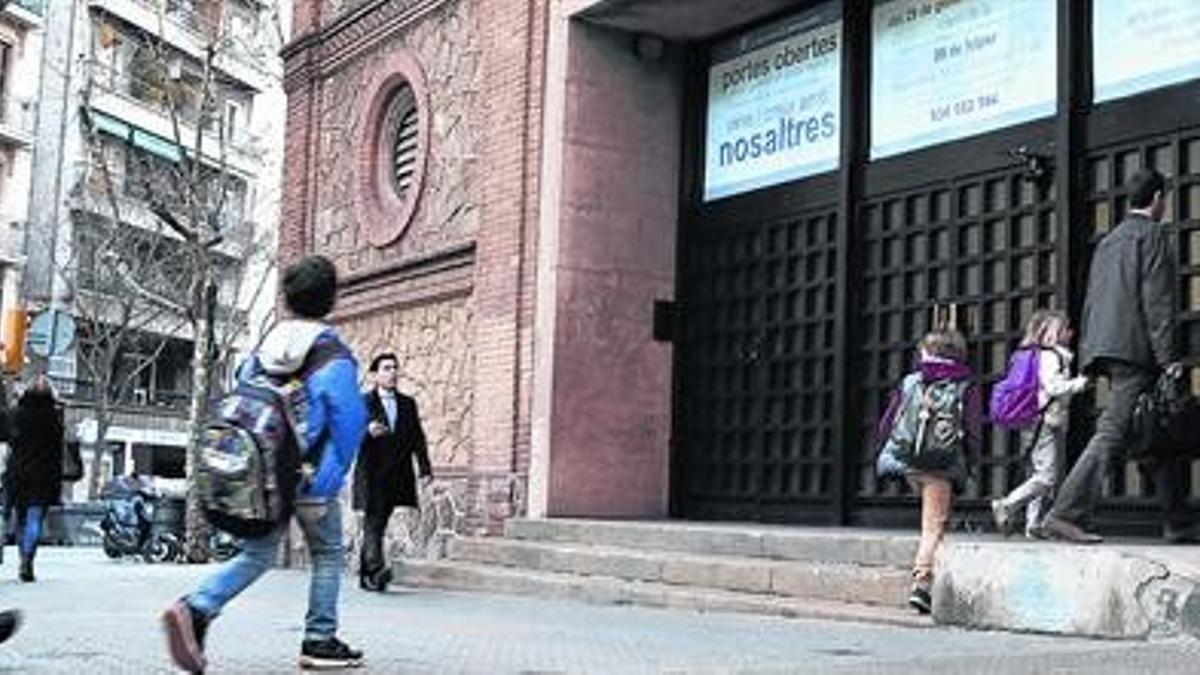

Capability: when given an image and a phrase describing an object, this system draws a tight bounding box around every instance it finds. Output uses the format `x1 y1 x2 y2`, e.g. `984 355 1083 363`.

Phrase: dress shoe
1163 523 1200 544
1042 516 1103 544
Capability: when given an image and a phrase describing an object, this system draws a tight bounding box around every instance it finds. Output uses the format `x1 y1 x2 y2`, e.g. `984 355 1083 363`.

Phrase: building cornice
281 0 449 90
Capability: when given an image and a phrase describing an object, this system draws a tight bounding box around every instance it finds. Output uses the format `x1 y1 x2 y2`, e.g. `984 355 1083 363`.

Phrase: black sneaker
162 599 209 674
908 586 932 615
299 636 364 669
0 609 21 645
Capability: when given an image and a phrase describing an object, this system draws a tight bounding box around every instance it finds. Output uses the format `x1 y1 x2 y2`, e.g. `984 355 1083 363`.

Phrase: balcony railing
48 376 192 412
8 0 45 17
89 63 263 160
0 94 36 142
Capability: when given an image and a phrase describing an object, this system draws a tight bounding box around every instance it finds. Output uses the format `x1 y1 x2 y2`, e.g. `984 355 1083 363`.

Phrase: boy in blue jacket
163 256 368 672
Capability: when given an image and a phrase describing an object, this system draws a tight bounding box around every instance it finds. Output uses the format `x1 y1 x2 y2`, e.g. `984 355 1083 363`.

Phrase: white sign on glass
703 2 842 202
870 0 1057 160
1094 0 1200 103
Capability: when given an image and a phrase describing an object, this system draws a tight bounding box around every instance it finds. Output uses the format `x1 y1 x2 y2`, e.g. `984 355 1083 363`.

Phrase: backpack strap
277 335 352 467
296 337 350 380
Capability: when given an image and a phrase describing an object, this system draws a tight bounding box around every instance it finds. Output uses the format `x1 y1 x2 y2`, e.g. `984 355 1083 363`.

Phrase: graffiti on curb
1137 570 1200 638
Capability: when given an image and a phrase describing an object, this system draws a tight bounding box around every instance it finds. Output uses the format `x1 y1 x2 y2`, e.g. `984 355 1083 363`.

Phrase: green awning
131 129 183 162
90 110 131 140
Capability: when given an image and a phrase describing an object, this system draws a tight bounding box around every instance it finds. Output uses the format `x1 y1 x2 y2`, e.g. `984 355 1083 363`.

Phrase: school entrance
671 0 1200 533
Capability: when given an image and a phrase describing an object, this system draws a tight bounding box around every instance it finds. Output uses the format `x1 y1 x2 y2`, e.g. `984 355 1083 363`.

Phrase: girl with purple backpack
990 310 1090 539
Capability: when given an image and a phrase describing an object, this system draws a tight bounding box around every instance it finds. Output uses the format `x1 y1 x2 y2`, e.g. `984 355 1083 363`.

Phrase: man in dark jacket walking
1043 169 1188 543
353 353 431 592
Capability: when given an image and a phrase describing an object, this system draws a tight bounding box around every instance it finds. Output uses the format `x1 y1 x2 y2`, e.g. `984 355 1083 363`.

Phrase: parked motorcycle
97 478 183 563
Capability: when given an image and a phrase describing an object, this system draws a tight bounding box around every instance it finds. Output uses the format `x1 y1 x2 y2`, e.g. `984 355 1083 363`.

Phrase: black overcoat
352 389 431 512
1079 214 1179 373
6 390 64 509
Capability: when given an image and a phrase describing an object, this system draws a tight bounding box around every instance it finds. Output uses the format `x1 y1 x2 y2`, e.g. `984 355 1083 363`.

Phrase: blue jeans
188 496 345 640
18 506 45 557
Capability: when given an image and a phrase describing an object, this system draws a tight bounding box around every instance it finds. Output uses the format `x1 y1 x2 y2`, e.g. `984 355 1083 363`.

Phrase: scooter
97 481 183 563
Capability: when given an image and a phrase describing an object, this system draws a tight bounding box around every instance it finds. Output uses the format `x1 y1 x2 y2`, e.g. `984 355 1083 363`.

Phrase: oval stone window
356 53 430 248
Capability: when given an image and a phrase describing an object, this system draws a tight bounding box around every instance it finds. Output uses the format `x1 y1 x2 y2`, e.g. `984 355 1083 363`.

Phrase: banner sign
870 0 1056 160
703 2 842 202
1094 0 1200 103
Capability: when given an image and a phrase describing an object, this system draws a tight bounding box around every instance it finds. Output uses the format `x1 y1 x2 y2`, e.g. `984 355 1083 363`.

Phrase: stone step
505 518 919 568
393 558 931 629
447 536 910 607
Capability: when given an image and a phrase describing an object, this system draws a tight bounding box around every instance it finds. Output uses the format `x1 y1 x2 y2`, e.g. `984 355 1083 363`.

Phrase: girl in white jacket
992 310 1090 538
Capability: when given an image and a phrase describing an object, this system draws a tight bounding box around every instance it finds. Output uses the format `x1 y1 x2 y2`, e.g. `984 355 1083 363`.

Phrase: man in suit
353 353 432 591
1043 168 1190 544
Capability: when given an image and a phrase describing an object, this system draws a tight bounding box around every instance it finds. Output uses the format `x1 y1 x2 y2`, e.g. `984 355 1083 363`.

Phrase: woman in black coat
7 375 64 582
352 353 431 591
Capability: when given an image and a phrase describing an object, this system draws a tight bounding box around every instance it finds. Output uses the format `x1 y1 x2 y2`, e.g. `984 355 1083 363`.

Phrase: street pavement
0 548 1195 673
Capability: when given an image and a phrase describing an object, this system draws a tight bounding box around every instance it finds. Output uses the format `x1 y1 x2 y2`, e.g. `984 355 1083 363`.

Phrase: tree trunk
184 271 217 562
86 402 113 500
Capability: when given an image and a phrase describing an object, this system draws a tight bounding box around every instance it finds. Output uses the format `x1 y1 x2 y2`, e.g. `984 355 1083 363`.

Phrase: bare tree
75 0 285 559
63 127 191 499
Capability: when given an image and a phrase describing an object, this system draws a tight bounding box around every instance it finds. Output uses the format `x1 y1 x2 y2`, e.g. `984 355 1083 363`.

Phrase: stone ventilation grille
387 85 420 200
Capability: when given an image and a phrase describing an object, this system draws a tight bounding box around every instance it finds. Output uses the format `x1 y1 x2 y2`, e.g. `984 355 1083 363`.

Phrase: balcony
86 67 264 177
0 95 36 147
88 0 273 90
3 0 45 27
50 375 192 413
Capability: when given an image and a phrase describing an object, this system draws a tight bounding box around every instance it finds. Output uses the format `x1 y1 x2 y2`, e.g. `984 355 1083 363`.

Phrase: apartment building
26 0 285 497
0 1 42 323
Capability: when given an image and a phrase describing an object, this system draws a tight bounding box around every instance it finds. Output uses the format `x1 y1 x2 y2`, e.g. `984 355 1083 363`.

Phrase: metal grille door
853 170 1060 521
675 207 840 523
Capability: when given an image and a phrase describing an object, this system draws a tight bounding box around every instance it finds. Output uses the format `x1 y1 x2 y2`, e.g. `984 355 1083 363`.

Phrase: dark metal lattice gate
671 2 1200 532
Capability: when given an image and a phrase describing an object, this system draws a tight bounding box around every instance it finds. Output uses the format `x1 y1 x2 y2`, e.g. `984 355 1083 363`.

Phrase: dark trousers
1051 362 1191 527
359 506 394 578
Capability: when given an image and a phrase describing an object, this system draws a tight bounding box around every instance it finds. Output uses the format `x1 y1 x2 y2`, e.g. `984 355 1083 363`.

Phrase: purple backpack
990 347 1042 429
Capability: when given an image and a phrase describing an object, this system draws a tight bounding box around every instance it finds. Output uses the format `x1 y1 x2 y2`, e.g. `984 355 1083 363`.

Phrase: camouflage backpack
196 340 344 538
885 373 969 473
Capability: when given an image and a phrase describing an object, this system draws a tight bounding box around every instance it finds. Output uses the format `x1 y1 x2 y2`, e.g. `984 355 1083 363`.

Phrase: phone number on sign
929 92 998 122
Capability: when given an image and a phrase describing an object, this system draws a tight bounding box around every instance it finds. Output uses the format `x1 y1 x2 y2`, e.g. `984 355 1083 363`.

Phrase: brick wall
456 0 546 531
280 0 545 537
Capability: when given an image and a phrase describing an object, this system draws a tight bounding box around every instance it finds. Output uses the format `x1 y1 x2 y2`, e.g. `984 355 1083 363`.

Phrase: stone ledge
394 558 932 629
446 536 910 606
505 518 919 567
934 539 1200 640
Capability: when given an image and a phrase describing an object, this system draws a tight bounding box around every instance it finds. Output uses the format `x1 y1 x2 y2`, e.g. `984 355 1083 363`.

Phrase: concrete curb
934 539 1200 640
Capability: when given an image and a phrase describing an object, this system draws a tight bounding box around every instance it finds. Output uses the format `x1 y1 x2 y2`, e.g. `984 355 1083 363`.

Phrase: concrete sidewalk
1 547 1199 673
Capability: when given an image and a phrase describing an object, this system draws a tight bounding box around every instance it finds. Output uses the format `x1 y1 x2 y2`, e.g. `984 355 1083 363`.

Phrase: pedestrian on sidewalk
162 255 369 673
875 328 982 614
353 352 432 592
0 362 14 567
991 310 1090 539
1041 169 1192 544
6 375 64 583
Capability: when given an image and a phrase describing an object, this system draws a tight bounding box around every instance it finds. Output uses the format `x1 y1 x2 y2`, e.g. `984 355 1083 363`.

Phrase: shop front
536 0 1200 534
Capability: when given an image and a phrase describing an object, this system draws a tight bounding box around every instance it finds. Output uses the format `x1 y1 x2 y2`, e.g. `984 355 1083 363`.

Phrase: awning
89 110 131 140
89 108 183 162
131 129 183 163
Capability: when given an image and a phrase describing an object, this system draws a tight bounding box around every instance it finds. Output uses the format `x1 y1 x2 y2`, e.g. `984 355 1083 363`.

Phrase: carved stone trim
320 0 448 74
333 242 475 320
355 49 432 248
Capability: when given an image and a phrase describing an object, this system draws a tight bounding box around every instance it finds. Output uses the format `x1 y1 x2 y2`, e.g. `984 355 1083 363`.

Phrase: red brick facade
281 0 546 534
281 0 680 538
